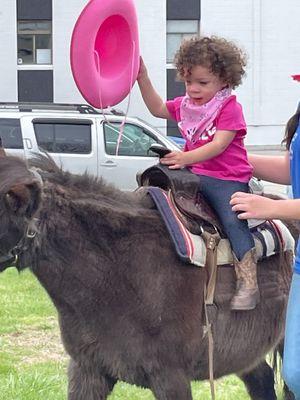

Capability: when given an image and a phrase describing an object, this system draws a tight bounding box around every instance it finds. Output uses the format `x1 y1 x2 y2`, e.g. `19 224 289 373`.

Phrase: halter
0 219 38 268
0 167 42 269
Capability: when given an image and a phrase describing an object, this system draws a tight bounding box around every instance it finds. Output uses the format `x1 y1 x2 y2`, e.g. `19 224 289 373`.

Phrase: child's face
183 65 226 106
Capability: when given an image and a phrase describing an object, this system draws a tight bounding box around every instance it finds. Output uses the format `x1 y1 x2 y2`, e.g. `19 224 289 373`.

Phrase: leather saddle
138 164 223 235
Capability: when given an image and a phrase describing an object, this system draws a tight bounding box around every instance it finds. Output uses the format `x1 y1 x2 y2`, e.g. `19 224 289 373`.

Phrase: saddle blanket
147 187 295 267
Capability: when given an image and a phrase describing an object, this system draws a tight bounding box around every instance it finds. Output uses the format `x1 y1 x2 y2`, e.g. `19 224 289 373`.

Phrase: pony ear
5 182 41 218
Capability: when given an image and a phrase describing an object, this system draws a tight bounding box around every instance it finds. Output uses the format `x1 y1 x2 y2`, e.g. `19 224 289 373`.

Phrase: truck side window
0 119 23 149
103 122 158 156
33 122 91 154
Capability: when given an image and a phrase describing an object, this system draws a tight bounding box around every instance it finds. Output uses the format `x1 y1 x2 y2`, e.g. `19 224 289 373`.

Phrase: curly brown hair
174 36 247 89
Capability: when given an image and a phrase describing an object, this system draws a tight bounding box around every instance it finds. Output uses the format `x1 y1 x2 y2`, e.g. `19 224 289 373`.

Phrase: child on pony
138 35 258 310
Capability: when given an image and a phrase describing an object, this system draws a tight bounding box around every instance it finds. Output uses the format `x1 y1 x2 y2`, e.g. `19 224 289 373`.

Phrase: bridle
0 219 39 267
0 166 43 270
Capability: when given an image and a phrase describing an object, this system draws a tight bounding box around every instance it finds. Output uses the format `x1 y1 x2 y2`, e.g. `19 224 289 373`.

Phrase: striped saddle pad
147 186 295 267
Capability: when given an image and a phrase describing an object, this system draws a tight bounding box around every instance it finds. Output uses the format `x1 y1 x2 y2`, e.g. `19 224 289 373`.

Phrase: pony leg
68 358 116 400
239 360 277 400
148 369 192 400
276 340 296 400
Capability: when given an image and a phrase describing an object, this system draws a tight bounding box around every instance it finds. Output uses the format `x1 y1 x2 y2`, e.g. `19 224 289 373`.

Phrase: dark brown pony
0 154 296 400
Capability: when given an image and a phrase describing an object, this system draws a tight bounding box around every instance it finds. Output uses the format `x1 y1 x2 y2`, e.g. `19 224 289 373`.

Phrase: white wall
53 0 87 103
0 1 17 101
201 0 300 145
120 0 167 132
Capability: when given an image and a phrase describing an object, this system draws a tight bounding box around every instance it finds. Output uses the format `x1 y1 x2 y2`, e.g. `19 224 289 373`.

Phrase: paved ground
247 145 288 197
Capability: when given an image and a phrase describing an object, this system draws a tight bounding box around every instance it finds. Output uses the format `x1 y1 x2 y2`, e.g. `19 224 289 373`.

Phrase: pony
0 154 296 400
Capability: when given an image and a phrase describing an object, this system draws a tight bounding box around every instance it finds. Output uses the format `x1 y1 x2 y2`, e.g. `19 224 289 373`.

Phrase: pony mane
28 154 139 206
27 154 159 243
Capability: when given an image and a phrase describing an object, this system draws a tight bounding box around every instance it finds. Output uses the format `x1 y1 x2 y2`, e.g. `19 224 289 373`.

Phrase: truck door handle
23 138 33 150
100 160 117 167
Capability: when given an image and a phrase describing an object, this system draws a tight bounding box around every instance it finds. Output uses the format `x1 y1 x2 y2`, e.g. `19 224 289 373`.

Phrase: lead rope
94 50 109 123
204 284 216 400
115 40 136 155
94 40 136 155
201 230 221 400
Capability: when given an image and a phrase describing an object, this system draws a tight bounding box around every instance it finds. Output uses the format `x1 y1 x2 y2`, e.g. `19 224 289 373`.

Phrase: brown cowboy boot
230 248 260 311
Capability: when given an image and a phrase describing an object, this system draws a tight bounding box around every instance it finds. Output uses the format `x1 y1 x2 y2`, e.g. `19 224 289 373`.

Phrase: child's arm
160 130 235 169
137 58 171 119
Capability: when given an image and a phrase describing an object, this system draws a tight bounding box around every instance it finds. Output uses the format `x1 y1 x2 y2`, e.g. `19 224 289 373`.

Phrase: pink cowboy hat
70 0 140 109
291 74 300 82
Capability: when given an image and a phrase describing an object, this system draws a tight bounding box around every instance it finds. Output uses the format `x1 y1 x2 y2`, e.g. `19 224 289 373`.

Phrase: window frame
33 119 93 154
17 20 52 65
103 121 163 157
166 19 200 64
0 118 24 149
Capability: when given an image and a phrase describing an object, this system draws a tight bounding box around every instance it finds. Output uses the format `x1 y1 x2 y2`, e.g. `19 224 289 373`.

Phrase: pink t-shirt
166 95 253 182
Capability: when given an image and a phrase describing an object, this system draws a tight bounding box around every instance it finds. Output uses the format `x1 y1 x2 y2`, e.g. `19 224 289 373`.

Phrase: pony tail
282 109 300 150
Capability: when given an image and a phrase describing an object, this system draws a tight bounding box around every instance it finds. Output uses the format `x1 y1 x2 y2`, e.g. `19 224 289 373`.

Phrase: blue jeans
283 272 300 399
198 175 255 261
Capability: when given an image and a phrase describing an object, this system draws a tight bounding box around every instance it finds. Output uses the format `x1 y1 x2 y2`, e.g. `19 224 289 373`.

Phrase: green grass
0 268 55 334
0 268 285 399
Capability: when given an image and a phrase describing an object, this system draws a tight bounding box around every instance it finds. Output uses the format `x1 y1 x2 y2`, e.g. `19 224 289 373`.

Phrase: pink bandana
178 88 232 143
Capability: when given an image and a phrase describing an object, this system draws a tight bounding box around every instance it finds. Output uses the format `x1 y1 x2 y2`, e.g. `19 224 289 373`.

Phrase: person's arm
137 58 171 119
230 192 300 220
160 130 236 169
248 152 290 184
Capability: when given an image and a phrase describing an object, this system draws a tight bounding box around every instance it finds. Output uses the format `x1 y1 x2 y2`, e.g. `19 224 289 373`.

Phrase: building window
166 0 200 136
17 20 52 65
18 70 53 102
167 20 199 63
167 0 200 20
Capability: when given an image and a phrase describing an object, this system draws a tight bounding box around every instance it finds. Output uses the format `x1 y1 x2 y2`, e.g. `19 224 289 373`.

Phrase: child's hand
137 57 148 82
160 151 187 169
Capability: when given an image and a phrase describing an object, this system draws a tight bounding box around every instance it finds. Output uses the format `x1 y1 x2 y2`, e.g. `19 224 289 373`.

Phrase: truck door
97 119 162 191
20 116 99 177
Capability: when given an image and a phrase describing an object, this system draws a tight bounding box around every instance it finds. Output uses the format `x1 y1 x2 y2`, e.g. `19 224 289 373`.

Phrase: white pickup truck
0 102 179 191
